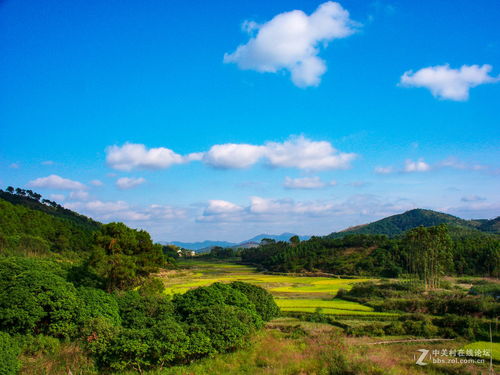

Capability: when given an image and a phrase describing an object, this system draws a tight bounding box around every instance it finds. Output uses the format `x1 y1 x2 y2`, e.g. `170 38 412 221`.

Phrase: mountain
327 209 498 238
164 233 310 251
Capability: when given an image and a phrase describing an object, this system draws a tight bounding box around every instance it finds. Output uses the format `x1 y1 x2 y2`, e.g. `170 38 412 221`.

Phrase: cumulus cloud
116 177 146 190
106 136 356 172
284 176 334 189
224 1 358 87
264 136 356 170
203 144 265 169
29 174 87 190
204 200 244 215
399 64 499 101
106 143 187 171
403 159 431 173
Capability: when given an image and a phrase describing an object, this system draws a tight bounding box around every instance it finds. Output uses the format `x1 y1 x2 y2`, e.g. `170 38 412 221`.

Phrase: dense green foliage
242 225 499 277
87 222 166 291
403 224 452 289
0 254 276 373
0 331 21 375
0 189 99 255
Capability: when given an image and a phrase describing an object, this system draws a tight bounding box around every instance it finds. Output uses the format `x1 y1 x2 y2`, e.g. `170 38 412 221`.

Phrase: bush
398 314 438 337
0 270 80 337
22 335 60 356
77 287 121 327
229 281 280 321
173 282 262 328
0 331 21 375
184 304 254 353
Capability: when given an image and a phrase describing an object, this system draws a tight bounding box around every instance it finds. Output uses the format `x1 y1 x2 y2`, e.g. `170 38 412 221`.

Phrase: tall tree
403 224 453 290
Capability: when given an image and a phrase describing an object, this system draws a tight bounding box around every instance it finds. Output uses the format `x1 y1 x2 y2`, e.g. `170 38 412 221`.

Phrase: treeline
241 226 500 277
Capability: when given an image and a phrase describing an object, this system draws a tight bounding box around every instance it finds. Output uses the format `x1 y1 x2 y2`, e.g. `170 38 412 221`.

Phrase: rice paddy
159 259 391 318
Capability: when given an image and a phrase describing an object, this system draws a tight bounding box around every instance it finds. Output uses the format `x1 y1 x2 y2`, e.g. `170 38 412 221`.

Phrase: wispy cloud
284 176 333 189
29 174 87 190
116 177 146 190
224 1 359 87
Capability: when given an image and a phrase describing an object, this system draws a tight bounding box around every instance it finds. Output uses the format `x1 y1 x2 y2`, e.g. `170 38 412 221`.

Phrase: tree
403 224 453 290
88 223 165 291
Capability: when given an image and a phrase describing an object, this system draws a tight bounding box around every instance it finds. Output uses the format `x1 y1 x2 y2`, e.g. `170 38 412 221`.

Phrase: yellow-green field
462 341 500 361
158 259 390 318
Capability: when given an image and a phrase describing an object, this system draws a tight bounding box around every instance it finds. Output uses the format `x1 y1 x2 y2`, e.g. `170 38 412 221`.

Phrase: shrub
0 331 21 375
229 281 280 321
184 304 254 353
0 270 80 337
173 282 262 328
22 334 60 356
77 287 121 327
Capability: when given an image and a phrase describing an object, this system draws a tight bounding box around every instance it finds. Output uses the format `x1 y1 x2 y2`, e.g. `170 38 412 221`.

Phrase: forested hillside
242 226 500 278
0 188 100 255
327 208 500 238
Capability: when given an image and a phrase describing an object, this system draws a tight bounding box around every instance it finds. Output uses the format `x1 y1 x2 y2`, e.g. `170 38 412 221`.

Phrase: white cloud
69 190 89 200
204 200 244 215
90 179 103 186
399 64 499 101
404 159 431 173
106 136 356 172
224 1 358 87
116 177 146 190
264 136 356 170
29 174 87 190
284 176 326 189
65 200 186 223
106 143 186 171
203 144 266 169
374 166 394 174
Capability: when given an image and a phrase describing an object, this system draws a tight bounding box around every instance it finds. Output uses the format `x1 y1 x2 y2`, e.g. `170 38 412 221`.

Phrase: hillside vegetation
327 208 500 238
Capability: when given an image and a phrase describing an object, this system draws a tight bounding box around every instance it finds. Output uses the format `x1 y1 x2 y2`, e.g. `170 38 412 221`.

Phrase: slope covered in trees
327 209 499 238
0 190 100 255
242 226 499 278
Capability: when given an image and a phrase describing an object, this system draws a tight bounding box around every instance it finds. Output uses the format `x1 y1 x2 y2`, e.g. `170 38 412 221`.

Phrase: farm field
158 259 389 318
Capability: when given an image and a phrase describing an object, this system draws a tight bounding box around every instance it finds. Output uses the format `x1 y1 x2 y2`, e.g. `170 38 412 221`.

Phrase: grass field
158 259 391 318
462 341 500 361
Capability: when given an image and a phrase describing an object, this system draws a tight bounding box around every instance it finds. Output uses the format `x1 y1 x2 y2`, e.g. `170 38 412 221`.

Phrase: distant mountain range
164 232 311 251
327 209 500 238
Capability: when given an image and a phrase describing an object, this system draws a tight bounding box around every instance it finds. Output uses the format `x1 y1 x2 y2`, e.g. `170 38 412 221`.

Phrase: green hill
327 209 498 238
0 188 100 255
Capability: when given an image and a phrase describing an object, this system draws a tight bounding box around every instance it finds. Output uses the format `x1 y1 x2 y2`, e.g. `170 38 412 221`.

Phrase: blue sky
1 0 499 242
